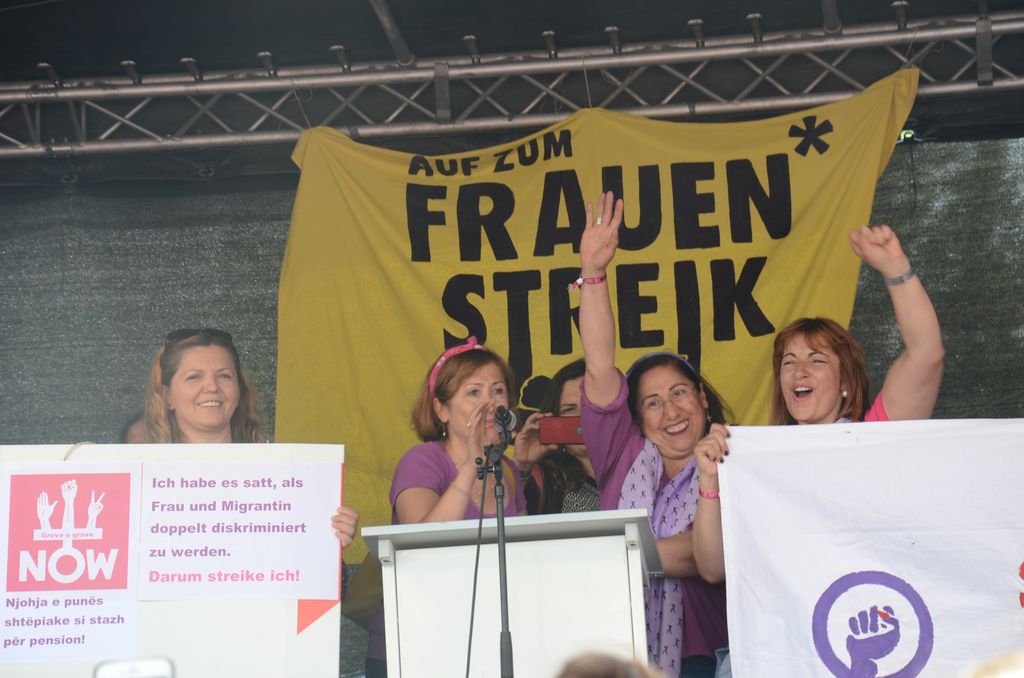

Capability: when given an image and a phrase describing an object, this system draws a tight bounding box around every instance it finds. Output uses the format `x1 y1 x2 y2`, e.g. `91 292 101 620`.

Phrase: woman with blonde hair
131 328 357 546
135 328 263 444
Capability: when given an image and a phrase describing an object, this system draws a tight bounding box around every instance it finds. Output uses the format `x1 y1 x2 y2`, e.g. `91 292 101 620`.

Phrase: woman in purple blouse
577 192 731 678
364 337 526 677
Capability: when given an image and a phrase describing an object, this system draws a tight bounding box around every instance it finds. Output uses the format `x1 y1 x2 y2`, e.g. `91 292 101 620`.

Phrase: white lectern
363 509 661 678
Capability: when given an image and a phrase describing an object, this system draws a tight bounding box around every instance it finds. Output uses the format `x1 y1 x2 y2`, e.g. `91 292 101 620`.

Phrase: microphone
493 406 517 435
486 406 517 465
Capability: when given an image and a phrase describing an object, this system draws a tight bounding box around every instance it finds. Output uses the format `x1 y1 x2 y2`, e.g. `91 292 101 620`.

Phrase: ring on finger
595 217 603 225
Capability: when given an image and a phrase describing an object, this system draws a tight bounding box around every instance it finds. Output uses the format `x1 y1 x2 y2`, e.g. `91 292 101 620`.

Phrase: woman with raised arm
578 192 731 678
363 337 527 677
693 224 945 585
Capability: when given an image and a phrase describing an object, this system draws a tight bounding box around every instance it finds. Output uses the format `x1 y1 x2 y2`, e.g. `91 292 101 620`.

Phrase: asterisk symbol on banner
789 115 834 156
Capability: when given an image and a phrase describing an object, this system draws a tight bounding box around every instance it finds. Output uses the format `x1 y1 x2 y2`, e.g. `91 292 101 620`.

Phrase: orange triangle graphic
297 599 339 634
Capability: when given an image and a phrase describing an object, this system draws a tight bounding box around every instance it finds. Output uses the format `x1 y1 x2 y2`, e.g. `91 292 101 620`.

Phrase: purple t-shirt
366 440 527 661
581 372 728 667
580 372 647 511
387 440 526 520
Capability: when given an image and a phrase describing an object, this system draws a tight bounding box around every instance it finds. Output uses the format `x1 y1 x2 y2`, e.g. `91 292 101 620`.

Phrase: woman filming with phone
514 359 600 515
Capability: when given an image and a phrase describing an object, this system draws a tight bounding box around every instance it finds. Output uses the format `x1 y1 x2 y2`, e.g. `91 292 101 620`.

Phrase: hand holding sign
846 604 900 678
694 423 730 483
331 506 359 549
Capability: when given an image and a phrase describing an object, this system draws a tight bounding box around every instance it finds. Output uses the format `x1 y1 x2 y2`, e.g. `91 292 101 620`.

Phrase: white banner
721 419 1024 678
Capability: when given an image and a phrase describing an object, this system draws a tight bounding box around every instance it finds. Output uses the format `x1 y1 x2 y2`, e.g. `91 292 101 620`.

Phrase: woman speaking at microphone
364 337 526 676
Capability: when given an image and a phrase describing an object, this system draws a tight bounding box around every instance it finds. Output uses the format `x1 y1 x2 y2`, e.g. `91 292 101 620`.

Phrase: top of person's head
143 328 263 444
411 336 517 442
539 358 586 415
964 651 1024 678
769 317 869 425
557 652 668 678
625 351 731 425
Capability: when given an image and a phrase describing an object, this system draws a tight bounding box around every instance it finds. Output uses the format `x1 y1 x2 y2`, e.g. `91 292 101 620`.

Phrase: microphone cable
464 456 488 678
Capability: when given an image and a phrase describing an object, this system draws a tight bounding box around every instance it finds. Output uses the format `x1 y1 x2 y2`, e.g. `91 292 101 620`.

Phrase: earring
706 412 712 424
440 422 448 439
841 388 848 399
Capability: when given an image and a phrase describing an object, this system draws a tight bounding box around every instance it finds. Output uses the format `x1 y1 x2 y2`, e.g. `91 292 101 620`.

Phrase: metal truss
0 10 1022 159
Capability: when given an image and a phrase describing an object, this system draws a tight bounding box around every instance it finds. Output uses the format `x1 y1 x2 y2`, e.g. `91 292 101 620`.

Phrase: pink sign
6 473 131 592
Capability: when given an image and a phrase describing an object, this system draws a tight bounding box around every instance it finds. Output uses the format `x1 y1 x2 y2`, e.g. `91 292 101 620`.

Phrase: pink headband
428 336 483 397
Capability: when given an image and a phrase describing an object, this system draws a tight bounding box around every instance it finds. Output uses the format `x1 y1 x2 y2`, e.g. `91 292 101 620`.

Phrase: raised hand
61 479 78 503
37 492 57 529
849 225 911 280
60 479 78 530
852 222 944 422
331 506 359 548
580 191 624 276
846 605 900 678
512 412 556 471
86 491 105 530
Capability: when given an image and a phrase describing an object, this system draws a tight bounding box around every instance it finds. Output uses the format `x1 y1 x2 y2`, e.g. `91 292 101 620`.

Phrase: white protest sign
1 443 345 676
139 460 341 599
1 461 140 663
721 419 1024 678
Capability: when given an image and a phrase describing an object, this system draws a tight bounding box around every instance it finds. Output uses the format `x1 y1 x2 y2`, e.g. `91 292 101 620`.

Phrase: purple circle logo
811 571 933 678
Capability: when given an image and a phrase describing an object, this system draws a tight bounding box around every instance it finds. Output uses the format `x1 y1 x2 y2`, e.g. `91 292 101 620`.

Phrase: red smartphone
538 416 584 445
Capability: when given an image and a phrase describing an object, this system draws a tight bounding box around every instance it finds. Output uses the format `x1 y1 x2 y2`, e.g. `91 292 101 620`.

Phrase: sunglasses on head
164 328 234 346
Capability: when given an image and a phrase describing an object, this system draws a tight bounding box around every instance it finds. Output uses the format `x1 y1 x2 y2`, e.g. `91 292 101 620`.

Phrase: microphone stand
482 422 515 678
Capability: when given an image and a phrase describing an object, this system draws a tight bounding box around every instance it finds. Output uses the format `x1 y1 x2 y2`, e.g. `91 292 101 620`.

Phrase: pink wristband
567 273 607 291
699 489 720 500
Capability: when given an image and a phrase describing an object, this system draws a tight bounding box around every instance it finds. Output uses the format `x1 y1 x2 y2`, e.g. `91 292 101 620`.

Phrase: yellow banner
277 69 918 549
